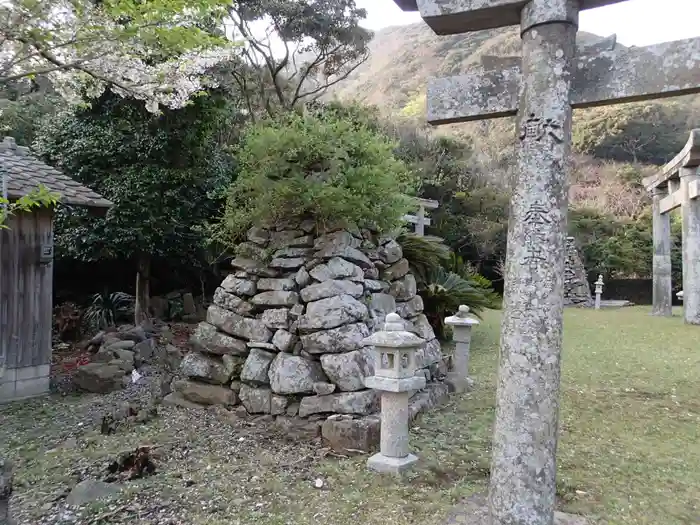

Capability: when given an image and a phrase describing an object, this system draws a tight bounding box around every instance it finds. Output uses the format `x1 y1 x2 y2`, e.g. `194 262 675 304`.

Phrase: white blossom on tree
0 0 238 112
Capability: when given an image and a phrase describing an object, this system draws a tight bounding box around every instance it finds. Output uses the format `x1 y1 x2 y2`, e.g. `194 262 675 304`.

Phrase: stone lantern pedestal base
367 452 419 474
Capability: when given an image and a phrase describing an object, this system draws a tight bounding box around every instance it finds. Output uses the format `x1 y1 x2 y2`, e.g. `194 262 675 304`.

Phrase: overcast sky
356 0 700 46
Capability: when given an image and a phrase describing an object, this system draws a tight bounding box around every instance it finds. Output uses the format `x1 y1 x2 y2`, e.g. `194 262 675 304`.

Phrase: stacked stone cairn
564 236 593 307
170 221 448 449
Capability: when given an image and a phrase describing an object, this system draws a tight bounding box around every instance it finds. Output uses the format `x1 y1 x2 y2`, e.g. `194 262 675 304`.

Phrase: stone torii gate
643 130 700 324
404 197 439 236
390 1 700 524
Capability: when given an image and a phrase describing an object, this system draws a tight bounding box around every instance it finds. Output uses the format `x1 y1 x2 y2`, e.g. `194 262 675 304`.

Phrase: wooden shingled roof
0 136 112 209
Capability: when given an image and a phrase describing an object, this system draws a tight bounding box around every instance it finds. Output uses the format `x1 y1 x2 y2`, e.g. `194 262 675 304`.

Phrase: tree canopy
224 0 372 119
34 88 239 264
1 0 236 111
212 106 415 245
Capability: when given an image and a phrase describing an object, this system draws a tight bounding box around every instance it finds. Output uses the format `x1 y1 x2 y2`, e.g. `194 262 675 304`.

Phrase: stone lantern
444 305 480 393
363 313 426 474
594 274 604 310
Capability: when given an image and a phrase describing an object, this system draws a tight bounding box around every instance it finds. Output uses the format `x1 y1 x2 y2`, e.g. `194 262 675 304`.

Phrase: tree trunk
134 254 151 326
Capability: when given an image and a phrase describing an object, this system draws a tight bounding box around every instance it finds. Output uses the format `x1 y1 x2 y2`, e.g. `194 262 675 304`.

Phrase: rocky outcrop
70 320 182 395
564 236 593 307
179 220 448 436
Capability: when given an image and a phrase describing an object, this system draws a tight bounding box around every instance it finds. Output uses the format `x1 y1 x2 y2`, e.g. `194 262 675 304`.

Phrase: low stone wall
168 222 448 447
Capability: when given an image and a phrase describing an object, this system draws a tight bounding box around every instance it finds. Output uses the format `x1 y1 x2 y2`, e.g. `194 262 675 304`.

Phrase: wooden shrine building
0 136 111 402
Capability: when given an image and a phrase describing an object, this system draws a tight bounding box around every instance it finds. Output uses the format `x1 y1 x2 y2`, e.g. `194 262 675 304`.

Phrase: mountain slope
330 23 605 117
329 23 700 169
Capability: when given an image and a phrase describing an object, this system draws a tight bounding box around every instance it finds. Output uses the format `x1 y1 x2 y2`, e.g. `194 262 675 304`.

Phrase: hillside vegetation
329 23 700 170
324 22 700 282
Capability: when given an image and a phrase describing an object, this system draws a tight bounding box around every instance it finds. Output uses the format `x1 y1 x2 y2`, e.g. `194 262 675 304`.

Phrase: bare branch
293 46 369 105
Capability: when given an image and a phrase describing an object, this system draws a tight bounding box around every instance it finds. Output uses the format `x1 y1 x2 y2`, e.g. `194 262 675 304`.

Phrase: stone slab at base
161 392 205 409
322 383 449 453
0 365 50 403
444 494 588 525
599 300 634 308
367 452 418 474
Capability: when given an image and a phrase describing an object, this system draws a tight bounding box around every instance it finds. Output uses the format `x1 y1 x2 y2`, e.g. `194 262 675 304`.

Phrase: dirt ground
1 381 487 525
2 307 699 525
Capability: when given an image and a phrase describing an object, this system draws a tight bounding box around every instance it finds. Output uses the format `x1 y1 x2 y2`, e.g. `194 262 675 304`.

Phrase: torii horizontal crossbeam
427 37 700 125
643 129 700 191
393 0 627 34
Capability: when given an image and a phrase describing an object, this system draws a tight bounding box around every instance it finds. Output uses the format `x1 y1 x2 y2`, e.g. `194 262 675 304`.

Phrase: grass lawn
2 306 699 524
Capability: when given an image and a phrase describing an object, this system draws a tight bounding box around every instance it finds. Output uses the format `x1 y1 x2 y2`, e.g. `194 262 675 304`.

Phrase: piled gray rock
175 221 447 425
149 290 205 322
564 236 593 307
74 322 183 394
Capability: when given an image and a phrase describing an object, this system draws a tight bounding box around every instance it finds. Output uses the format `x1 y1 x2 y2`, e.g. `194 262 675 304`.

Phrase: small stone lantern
594 274 604 310
444 305 480 393
363 313 426 474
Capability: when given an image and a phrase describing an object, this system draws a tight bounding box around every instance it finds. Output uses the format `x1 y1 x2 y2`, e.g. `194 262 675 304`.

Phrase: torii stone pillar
681 167 700 324
391 0 700 523
644 130 700 324
652 186 673 317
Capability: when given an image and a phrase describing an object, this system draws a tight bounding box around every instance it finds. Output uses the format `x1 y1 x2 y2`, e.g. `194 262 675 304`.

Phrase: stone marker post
0 459 12 525
444 305 479 393
652 186 673 317
415 205 427 236
594 275 604 310
391 0 700 522
363 313 426 474
403 198 439 237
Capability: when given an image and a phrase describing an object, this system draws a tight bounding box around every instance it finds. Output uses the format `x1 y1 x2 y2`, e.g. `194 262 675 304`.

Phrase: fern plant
83 291 134 330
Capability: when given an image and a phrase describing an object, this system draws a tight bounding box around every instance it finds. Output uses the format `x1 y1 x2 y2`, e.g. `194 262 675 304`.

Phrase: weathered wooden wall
0 210 53 370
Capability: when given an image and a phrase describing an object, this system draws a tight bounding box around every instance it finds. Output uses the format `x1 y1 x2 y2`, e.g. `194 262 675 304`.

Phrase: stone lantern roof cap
363 313 425 348
445 305 480 326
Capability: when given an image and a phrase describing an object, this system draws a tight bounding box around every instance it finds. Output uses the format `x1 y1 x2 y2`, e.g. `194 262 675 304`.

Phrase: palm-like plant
445 252 502 307
398 231 501 340
83 291 134 330
415 266 495 340
397 231 451 276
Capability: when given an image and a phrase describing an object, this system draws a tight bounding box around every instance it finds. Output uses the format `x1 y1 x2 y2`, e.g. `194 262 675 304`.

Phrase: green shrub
213 111 416 245
445 252 501 309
